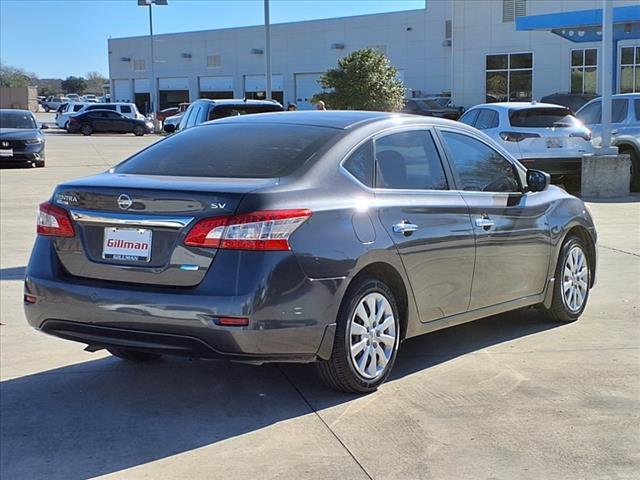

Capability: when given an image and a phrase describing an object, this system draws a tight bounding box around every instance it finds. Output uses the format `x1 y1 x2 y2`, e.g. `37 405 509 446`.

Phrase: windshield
416 100 444 110
0 111 37 129
509 107 580 128
114 123 338 178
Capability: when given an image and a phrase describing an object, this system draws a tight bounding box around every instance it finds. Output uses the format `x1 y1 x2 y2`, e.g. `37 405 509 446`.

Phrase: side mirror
526 169 550 192
40 123 49 130
163 123 176 133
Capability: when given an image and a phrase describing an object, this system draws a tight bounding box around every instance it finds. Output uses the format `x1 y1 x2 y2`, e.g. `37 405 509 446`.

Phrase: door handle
475 216 495 229
392 220 419 235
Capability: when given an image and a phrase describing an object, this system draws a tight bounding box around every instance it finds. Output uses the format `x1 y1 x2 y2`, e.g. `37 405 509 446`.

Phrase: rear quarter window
114 123 338 178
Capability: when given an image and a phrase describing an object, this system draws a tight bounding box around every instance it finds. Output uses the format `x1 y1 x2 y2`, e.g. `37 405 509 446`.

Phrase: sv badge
210 203 227 209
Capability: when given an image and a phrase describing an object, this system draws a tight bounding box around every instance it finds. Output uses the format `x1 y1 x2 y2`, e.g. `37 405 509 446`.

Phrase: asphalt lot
1 114 639 479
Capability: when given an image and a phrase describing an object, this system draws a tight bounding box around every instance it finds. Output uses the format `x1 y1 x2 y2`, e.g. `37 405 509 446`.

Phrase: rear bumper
519 157 582 177
24 237 343 363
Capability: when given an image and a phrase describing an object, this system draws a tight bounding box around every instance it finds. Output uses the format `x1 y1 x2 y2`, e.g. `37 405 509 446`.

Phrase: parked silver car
576 93 640 191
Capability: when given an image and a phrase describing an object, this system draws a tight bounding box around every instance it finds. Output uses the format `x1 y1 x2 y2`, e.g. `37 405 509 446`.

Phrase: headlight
24 138 44 145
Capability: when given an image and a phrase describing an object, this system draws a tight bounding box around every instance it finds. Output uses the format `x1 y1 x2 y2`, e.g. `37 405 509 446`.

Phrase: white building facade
108 0 640 113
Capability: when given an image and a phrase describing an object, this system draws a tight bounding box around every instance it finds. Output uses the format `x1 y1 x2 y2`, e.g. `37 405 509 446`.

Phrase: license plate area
0 149 13 157
102 227 152 262
546 137 563 148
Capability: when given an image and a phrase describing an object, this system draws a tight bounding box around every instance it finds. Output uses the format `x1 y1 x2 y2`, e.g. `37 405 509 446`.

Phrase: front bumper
0 143 44 162
519 157 582 177
24 237 342 363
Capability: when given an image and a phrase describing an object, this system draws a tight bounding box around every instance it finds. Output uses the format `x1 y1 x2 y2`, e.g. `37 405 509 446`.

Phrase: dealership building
108 0 640 113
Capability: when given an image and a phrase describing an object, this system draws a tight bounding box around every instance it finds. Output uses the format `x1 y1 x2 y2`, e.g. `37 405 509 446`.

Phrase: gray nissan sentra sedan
24 111 597 393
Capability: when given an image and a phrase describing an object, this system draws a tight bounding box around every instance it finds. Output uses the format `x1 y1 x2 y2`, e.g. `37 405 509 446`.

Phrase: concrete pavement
1 125 638 479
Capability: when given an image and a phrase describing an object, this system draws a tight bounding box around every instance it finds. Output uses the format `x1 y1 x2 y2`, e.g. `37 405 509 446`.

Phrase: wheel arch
563 225 596 288
346 261 410 341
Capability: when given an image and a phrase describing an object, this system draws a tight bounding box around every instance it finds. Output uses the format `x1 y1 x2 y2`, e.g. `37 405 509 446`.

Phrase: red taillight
68 117 78 123
37 201 75 237
217 316 250 327
184 209 311 251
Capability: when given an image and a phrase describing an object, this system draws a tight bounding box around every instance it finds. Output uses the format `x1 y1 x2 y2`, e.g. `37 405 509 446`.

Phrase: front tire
540 235 591 323
44 105 50 112
620 147 639 192
316 277 400 393
107 347 161 362
133 125 145 136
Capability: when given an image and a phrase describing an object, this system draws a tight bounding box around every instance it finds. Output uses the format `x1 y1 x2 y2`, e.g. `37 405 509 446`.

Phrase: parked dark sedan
0 109 47 167
25 111 597 393
401 98 461 120
540 92 598 114
67 110 153 136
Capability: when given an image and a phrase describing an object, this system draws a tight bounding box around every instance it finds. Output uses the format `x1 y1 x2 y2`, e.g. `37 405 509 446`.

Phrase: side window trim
372 127 451 192
433 126 525 193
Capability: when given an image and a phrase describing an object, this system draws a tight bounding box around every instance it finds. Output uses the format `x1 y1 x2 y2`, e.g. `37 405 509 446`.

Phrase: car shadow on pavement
0 307 560 480
0 266 25 281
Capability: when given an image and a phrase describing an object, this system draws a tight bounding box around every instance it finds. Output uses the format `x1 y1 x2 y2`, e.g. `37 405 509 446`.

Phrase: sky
0 0 425 79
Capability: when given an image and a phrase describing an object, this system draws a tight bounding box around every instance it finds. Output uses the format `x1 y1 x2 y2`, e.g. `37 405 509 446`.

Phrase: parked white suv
576 93 640 191
55 102 89 129
459 102 593 189
69 103 145 122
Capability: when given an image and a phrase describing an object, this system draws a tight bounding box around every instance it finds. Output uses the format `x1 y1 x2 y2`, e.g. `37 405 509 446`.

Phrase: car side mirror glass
526 169 550 192
163 123 176 133
40 123 49 130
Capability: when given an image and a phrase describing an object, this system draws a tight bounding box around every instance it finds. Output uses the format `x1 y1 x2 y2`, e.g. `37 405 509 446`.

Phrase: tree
312 48 405 111
0 62 37 88
61 76 87 94
86 71 107 95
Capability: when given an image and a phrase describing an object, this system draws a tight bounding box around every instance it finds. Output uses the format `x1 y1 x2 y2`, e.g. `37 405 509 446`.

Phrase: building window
133 59 145 71
571 49 597 94
444 20 452 40
486 52 533 102
207 55 222 68
503 0 526 23
620 46 640 93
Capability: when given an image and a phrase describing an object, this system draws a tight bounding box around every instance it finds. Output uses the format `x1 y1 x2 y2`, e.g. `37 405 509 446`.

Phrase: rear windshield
114 123 338 178
509 107 579 128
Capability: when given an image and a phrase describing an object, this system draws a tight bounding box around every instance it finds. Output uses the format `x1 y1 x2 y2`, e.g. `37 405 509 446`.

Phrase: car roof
470 102 569 111
193 98 282 107
206 110 468 130
0 109 33 115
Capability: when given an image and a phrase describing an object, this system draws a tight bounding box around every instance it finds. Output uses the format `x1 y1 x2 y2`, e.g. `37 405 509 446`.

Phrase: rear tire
81 124 93 136
108 347 161 362
34 160 45 168
44 105 50 112
133 125 145 136
316 277 400 393
539 235 590 323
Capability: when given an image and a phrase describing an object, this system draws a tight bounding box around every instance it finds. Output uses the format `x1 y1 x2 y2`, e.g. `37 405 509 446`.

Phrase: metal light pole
138 0 167 125
599 0 616 154
264 0 272 100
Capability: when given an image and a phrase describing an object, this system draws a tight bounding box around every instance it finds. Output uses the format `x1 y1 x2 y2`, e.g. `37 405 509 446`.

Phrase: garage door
113 79 132 102
134 79 150 93
199 76 234 99
158 77 189 110
295 73 323 110
244 74 284 104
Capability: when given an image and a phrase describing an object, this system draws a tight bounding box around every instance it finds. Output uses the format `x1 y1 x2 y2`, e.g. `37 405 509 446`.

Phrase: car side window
475 109 498 130
105 112 121 119
635 100 640 121
441 131 520 193
179 105 195 130
459 109 479 127
343 141 373 187
374 130 448 190
612 99 628 123
577 101 601 124
120 105 132 114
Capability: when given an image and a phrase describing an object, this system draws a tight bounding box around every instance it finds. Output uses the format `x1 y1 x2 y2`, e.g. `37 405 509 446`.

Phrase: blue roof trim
516 5 640 31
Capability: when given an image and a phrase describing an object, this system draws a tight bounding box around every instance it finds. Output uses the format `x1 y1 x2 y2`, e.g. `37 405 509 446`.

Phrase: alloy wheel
562 245 588 313
349 292 397 380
